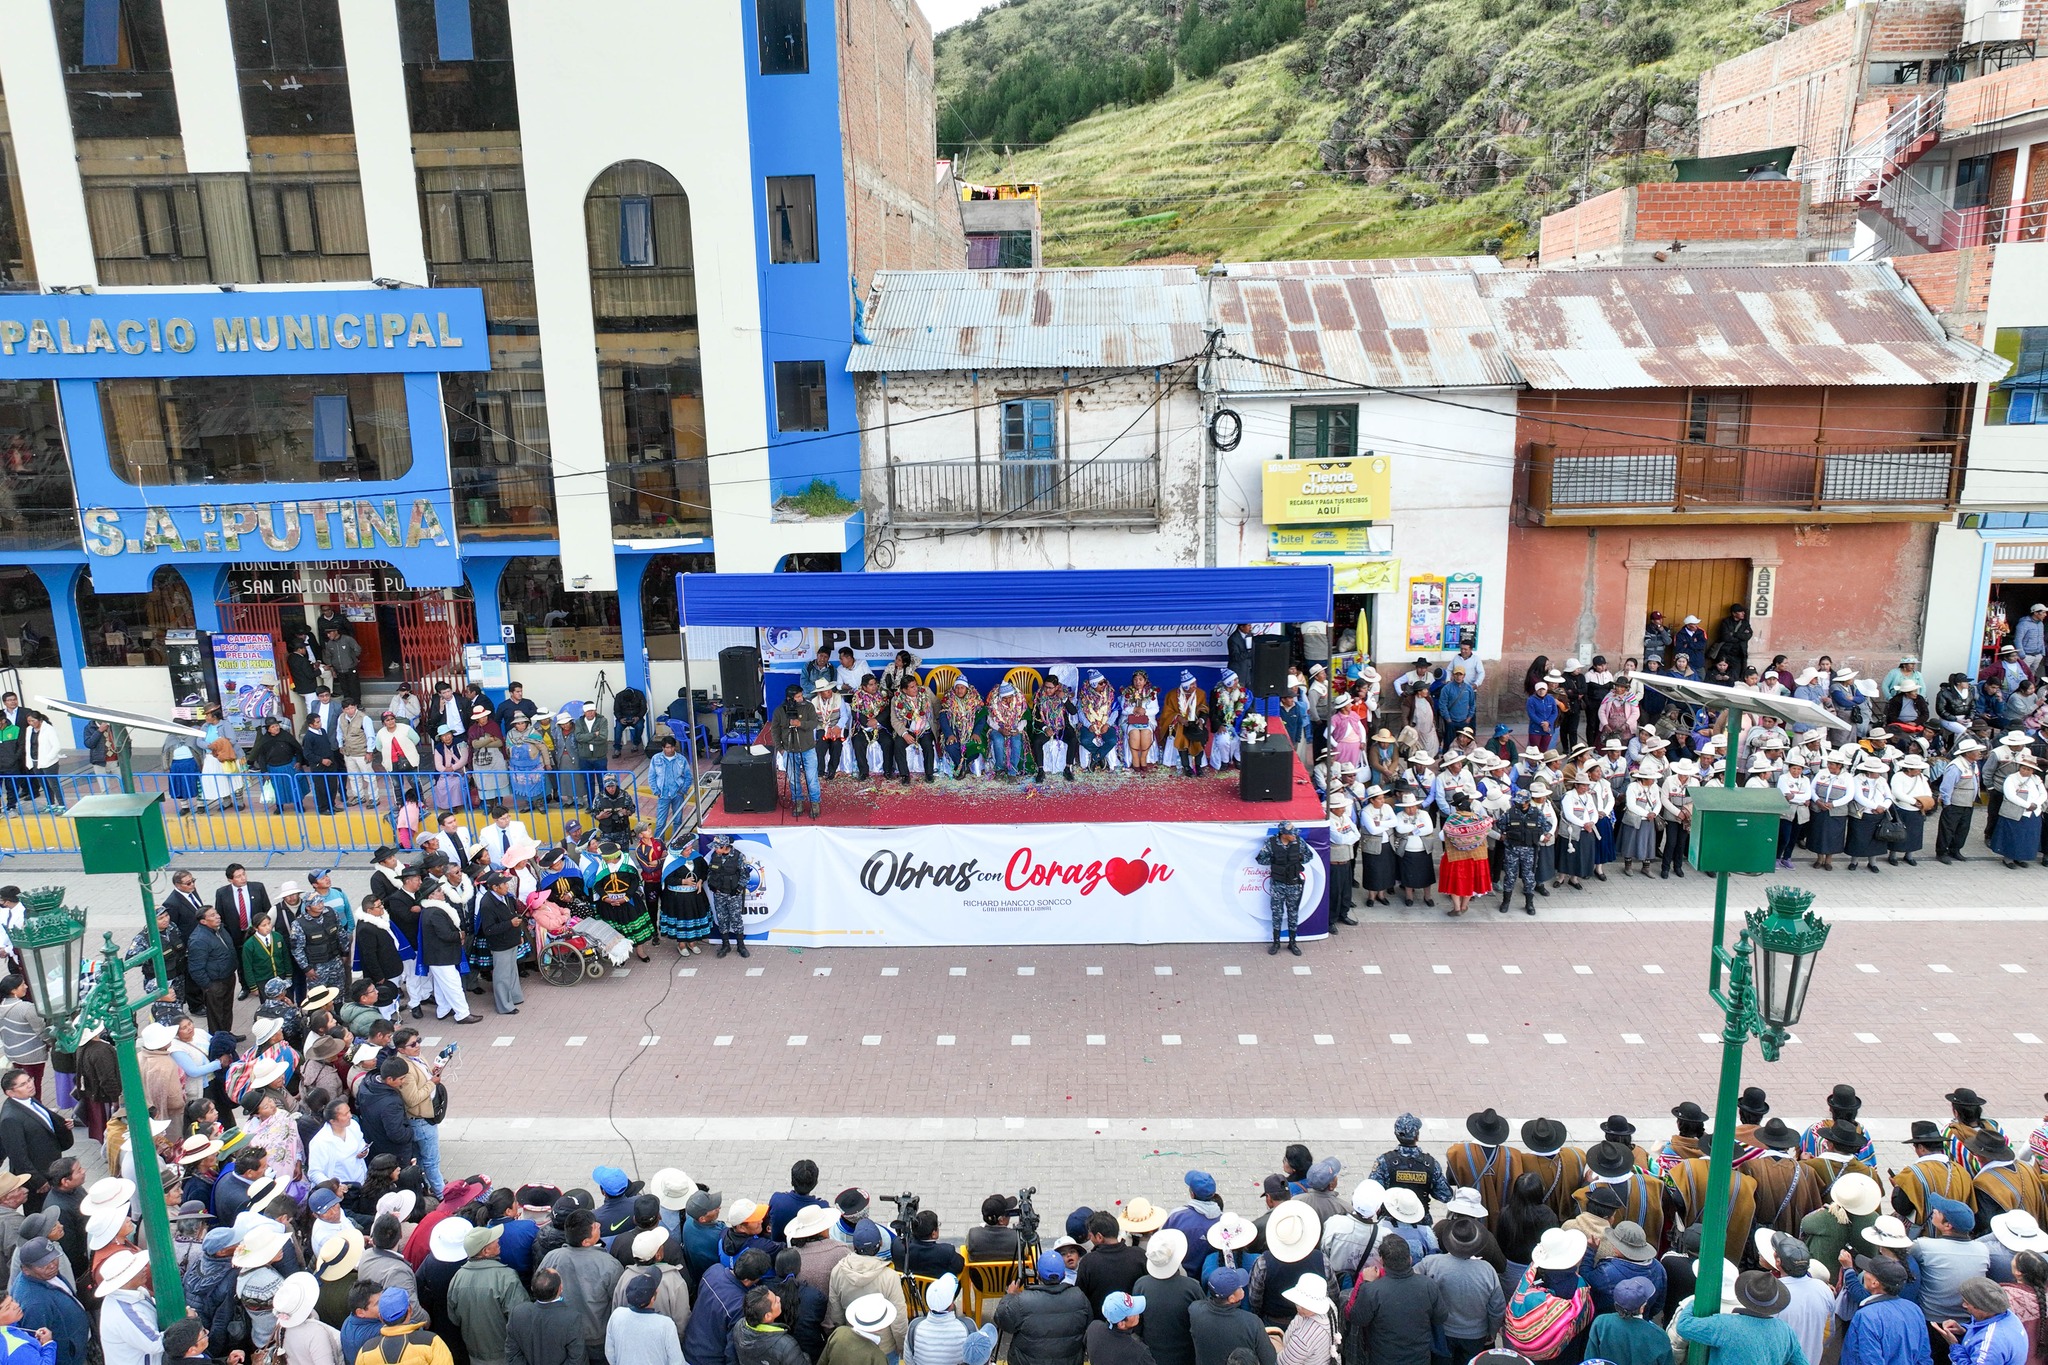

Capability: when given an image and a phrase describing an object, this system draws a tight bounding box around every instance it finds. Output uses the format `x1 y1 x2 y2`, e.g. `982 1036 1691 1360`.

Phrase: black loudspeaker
1240 735 1296 803
1250 636 1291 698
719 646 764 713
721 749 779 814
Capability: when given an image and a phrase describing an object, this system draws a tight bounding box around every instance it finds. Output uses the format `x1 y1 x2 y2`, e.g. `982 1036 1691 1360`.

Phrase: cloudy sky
918 0 995 31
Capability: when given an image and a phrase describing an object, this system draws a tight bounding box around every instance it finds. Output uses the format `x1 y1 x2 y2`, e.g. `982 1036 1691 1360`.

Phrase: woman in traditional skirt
1991 753 2047 867
1776 752 1812 868
1436 793 1493 917
1558 774 1600 890
1589 754 1617 882
1393 793 1436 908
584 841 655 961
505 717 549 812
1616 766 1661 875
658 845 712 955
1845 755 1893 873
162 733 203 817
1357 786 1399 907
1887 753 1933 867
1531 780 1559 889
1807 751 1854 870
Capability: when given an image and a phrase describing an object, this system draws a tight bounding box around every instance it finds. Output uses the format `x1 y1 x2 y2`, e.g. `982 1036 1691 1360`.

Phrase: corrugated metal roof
1210 265 1524 393
847 267 1209 373
1223 256 1503 277
1475 262 2010 389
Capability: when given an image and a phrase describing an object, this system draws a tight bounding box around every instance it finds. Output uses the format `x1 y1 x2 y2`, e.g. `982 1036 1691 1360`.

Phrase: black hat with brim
1733 1270 1790 1317
1946 1087 1987 1107
1521 1118 1567 1156
1466 1108 1511 1146
1909 1120 1943 1144
1754 1118 1801 1151
1671 1101 1710 1125
1586 1142 1634 1180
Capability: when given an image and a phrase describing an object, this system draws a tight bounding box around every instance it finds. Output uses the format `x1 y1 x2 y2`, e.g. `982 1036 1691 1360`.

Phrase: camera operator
965 1194 1023 1263
391 1027 450 1197
890 1207 964 1278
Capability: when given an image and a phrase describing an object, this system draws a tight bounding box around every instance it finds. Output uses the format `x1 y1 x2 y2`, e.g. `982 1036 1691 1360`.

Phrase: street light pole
1690 887 1831 1327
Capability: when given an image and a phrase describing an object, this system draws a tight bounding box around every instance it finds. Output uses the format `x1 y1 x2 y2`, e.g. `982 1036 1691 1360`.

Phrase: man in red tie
211 864 271 998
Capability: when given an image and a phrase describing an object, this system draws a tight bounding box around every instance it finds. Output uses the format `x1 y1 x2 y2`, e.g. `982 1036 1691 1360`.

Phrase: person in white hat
96 1246 158 1365
1773 751 1811 870
837 1290 902 1364
1842 755 1895 875
233 1221 291 1348
1357 785 1399 908
1807 750 1854 871
1937 737 1987 863
135 1023 187 1129
1992 751 2048 868
1278 1272 1337 1362
1392 793 1436 909
1617 765 1660 877
1883 754 1933 867
273 1270 342 1365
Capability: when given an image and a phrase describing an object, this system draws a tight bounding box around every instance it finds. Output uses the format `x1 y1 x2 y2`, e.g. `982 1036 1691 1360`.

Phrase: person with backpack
1501 1229 1593 1364
364 1286 455 1365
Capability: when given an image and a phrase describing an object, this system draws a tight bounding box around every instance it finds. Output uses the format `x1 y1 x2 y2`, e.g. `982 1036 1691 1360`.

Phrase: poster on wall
695 819 1331 947
1443 574 1482 650
465 644 510 691
1406 576 1447 652
210 634 281 739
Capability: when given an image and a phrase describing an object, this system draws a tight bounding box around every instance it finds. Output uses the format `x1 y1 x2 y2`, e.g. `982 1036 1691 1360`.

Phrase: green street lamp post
1689 885 1832 1326
21 791 189 1326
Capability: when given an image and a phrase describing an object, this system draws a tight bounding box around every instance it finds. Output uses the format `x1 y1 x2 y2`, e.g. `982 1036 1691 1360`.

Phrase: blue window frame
83 0 123 67
1000 398 1056 511
312 393 353 464
618 196 655 268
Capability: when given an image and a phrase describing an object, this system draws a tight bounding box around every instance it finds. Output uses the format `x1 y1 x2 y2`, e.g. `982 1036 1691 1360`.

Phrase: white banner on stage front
700 820 1328 947
759 624 1229 667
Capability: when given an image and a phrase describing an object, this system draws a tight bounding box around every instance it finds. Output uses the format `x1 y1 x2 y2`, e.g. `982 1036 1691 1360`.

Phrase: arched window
77 566 194 667
499 556 618 664
584 160 708 539
0 570 56 668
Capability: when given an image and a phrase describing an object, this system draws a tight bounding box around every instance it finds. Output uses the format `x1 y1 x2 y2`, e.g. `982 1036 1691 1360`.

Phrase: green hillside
937 0 1782 264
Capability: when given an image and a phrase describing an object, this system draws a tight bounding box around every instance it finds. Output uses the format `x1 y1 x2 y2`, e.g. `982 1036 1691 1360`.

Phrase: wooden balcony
1524 441 1966 525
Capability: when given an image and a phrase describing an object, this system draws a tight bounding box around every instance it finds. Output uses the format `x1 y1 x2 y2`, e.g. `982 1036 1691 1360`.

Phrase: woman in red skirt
1439 792 1495 916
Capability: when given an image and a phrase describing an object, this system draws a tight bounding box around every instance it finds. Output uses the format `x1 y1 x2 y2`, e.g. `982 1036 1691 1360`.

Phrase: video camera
879 1191 921 1245
1013 1186 1043 1283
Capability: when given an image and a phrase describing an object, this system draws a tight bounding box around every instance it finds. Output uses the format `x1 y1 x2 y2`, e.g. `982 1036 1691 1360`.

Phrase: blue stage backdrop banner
763 625 1230 668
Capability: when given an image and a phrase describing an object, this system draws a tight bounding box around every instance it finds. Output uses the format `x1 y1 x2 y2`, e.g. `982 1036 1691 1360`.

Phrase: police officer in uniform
1370 1113 1453 1223
1497 787 1546 916
289 890 349 1002
1256 820 1312 957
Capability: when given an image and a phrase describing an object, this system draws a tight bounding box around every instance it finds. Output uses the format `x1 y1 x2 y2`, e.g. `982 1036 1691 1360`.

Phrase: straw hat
81 1178 135 1217
847 1294 897 1334
1263 1201 1322 1265
1206 1212 1257 1251
1118 1198 1167 1235
649 1169 696 1212
1383 1189 1425 1225
97 1248 151 1293
1282 1273 1334 1316
1146 1228 1189 1278
317 1226 365 1281
233 1222 289 1269
429 1218 475 1264
274 1272 322 1328
1532 1227 1589 1271
784 1204 835 1241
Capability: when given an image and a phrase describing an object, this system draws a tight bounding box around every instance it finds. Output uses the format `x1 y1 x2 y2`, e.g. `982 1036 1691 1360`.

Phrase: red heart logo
1104 858 1150 896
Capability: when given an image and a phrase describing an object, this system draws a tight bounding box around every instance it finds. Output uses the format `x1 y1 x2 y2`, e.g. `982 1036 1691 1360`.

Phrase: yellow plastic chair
960 1260 1015 1325
901 1273 938 1318
926 665 962 695
1001 666 1042 705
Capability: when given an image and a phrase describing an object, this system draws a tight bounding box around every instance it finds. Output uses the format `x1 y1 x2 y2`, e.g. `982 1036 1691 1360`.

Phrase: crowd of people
0 1045 2044 1365
149 673 694 834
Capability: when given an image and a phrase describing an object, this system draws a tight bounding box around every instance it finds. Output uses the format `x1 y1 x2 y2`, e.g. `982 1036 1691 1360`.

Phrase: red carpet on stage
701 755 1327 828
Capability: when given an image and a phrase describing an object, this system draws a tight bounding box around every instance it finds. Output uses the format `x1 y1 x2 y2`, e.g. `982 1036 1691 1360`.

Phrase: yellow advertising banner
1261 456 1391 525
1267 524 1391 558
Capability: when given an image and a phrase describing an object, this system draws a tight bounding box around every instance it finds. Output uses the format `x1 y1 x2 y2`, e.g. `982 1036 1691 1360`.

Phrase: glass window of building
0 78 36 290
967 231 1033 268
248 171 371 281
53 0 181 138
637 552 715 658
0 380 81 550
101 373 412 486
396 0 519 133
1288 404 1356 460
421 150 552 536
586 161 704 539
0 570 57 668
228 0 353 135
774 360 828 432
76 566 193 667
766 176 818 264
498 557 617 664
759 0 808 74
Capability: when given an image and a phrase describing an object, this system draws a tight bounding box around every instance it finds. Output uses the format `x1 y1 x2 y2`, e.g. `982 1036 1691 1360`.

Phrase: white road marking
1293 965 1312 976
1934 1032 1960 1044
1643 965 1665 974
1467 1033 1489 1044
1087 966 1104 976
492 1036 514 1047
813 967 831 977
937 1035 956 1046
566 1037 585 1047
861 1036 881 1046
1503 966 1522 975
745 968 764 977
1432 965 1451 975
1699 1033 1719 1043
677 967 697 977
1573 965 1592 975
1225 966 1243 976
1544 1033 1567 1044
713 1035 733 1046
1855 1032 1881 1043
949 967 966 976
881 968 899 976
1928 963 1952 973
1017 967 1034 976
1314 1034 1334 1045
1087 1035 1105 1046
2002 964 2027 973
639 1035 660 1046
1856 964 1879 973
1162 1034 1182 1045
1391 1033 1412 1044
787 1035 807 1046
1238 1034 1258 1045
1622 1033 1645 1045
1363 965 1382 974
2018 1032 2043 1044
1155 966 1173 976
1011 1035 1031 1046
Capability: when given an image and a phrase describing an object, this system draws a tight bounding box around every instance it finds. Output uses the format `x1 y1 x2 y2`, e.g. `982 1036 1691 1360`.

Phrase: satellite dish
35 698 206 741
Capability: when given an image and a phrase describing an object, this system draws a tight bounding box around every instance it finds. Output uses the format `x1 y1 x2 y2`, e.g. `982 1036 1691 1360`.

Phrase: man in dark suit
212 864 269 994
160 868 209 942
304 686 344 739
186 907 239 1036
0 1066 72 1212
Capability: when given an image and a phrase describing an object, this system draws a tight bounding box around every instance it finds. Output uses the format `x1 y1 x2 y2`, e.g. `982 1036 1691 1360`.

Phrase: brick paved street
31 852 2047 1226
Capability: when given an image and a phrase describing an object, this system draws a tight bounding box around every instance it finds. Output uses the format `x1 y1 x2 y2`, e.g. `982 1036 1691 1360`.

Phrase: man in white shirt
477 805 533 869
1452 642 1486 693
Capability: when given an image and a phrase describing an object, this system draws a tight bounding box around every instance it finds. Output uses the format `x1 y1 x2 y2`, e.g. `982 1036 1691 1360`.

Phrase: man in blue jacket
355 1058 419 1168
9 1239 86 1365
1841 1257 1931 1365
1431 668 1478 748
684 1248 768 1365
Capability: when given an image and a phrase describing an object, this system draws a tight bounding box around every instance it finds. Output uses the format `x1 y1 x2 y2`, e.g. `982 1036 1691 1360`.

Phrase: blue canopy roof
679 566 1333 627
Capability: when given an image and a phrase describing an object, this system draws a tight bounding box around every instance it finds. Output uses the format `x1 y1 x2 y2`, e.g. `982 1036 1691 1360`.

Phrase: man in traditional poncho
938 678 984 779
1210 669 1248 770
986 682 1029 779
1033 668 1077 782
1077 671 1121 772
1157 670 1210 776
849 675 888 781
888 675 936 784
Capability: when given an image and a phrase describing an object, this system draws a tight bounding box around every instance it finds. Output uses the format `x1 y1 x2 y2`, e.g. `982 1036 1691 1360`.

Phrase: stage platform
699 756 1327 829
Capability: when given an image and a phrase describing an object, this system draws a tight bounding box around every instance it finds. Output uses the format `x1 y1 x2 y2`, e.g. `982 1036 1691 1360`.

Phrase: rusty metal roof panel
1475 262 2009 389
1211 261 1523 393
847 267 1209 372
